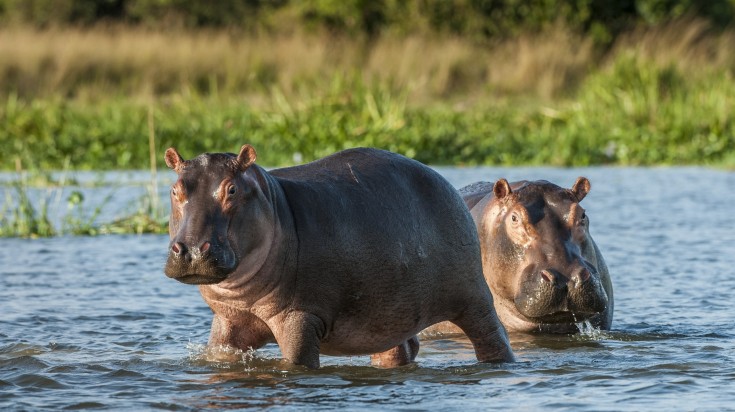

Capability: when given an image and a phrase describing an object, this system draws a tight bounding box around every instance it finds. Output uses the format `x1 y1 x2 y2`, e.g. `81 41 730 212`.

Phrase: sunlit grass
0 24 594 102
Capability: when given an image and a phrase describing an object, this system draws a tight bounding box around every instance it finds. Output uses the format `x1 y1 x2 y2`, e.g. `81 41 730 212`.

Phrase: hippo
457 177 613 334
163 144 514 368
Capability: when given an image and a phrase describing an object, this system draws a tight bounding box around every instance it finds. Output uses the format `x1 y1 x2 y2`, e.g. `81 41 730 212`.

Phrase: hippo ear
164 148 184 171
493 178 512 199
236 144 257 171
572 177 591 202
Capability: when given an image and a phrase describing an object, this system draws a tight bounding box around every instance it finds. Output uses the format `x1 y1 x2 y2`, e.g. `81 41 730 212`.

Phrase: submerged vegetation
1 1 734 236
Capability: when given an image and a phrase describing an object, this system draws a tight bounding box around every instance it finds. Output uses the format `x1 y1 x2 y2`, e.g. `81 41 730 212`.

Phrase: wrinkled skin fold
163 144 515 368
456 177 614 334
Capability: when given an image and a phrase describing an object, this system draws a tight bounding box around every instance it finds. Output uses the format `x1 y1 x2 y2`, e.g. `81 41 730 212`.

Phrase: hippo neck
202 164 298 308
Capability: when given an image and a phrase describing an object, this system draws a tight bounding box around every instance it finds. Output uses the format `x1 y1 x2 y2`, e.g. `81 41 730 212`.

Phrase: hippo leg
452 303 515 363
370 336 420 368
277 312 325 369
208 314 273 351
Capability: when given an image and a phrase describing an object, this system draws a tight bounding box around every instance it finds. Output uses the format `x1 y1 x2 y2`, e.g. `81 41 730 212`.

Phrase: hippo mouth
529 310 599 324
164 260 234 285
173 273 229 285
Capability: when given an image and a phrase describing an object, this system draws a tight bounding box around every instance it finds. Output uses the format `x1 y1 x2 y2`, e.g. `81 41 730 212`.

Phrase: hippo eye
227 185 237 197
511 214 519 223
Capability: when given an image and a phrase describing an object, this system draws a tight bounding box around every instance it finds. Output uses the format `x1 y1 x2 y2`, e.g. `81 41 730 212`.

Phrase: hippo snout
540 267 592 289
170 240 211 262
164 239 236 284
515 265 608 323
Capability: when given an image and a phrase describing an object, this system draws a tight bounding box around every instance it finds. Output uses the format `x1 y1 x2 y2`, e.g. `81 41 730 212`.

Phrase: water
2 166 735 410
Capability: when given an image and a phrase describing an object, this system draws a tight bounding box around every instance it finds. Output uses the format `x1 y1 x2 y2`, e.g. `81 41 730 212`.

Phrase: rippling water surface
2 167 735 410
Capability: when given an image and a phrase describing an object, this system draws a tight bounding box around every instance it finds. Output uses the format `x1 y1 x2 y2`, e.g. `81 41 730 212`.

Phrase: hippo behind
163 144 514 368
459 177 613 334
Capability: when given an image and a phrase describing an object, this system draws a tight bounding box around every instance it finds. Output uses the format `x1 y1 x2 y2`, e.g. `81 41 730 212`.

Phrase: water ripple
2 168 735 409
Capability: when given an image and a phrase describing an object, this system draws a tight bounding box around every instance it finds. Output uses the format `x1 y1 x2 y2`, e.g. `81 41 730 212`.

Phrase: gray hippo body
164 145 514 368
458 177 613 334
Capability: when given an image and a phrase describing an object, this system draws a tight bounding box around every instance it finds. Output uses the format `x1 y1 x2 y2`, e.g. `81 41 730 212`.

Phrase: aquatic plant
0 177 168 238
0 179 55 238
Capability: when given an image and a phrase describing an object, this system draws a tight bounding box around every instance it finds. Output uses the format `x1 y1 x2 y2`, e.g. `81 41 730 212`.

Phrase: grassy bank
3 58 735 170
2 21 734 171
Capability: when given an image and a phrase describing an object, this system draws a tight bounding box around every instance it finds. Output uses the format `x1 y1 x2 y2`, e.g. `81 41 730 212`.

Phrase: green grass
2 56 734 171
0 178 56 238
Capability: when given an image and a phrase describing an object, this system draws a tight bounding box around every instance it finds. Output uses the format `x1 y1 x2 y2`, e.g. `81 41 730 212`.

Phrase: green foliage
636 0 735 26
573 53 735 164
62 190 111 235
2 62 734 171
298 0 387 36
0 175 55 238
1 0 733 42
0 173 168 237
99 187 168 235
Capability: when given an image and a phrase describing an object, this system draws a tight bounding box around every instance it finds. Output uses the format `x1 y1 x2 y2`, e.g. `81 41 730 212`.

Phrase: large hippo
458 177 613 334
163 145 514 368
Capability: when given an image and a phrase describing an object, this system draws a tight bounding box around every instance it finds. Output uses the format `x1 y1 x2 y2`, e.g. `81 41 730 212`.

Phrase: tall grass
2 58 734 170
0 181 55 238
0 25 596 102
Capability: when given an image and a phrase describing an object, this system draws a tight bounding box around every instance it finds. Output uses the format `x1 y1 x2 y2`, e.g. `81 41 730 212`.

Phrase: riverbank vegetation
1 1 734 236
2 19 734 170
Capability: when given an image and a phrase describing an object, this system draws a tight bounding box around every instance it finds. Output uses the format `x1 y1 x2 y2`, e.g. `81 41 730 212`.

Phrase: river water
2 166 735 410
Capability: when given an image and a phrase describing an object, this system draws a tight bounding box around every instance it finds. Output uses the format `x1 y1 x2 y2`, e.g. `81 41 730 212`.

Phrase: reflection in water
2 167 735 409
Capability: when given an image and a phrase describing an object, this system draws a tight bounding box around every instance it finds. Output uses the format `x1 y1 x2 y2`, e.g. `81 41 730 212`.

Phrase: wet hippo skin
163 144 514 368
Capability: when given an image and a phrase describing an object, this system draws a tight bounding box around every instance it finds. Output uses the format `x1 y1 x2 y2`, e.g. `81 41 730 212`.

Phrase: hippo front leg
370 336 420 368
276 312 326 369
208 314 274 351
452 300 515 363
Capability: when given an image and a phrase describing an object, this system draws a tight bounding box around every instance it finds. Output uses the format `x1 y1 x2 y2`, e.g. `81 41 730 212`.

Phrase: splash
185 342 283 373
186 342 254 364
574 319 603 339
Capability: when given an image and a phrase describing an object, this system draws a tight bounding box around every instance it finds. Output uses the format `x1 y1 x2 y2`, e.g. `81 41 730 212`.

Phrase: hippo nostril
171 242 186 256
580 268 591 282
540 270 555 284
200 241 210 254
572 268 591 287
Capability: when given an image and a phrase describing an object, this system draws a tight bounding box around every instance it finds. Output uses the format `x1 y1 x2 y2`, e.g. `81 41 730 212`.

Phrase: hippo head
163 145 274 285
481 177 609 332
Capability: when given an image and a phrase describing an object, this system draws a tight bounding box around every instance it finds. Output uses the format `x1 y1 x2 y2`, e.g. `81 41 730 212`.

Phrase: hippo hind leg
452 303 515 363
370 336 420 368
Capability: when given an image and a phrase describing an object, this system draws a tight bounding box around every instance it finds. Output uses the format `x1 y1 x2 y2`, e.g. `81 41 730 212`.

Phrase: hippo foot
370 336 420 368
